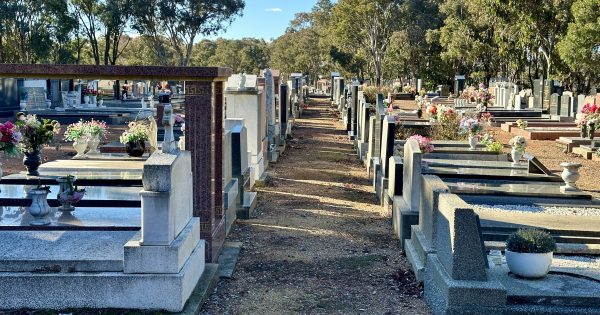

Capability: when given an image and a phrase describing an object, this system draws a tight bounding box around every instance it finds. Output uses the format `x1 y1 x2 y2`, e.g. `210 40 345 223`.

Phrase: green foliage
506 229 556 254
558 0 600 90
431 112 463 140
486 141 504 154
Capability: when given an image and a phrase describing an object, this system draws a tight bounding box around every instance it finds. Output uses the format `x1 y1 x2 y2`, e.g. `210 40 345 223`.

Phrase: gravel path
201 99 430 314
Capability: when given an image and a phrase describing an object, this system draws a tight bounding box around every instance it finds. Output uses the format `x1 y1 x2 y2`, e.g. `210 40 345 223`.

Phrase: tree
133 0 244 66
329 0 402 86
558 0 600 92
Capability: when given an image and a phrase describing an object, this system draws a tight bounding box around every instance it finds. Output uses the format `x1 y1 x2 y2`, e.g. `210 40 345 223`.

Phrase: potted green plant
505 229 556 278
120 121 150 157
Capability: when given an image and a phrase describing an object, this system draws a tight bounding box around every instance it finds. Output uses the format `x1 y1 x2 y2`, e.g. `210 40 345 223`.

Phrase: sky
207 0 319 41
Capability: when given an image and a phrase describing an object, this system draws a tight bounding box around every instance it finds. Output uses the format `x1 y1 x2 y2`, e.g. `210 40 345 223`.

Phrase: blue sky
208 0 319 41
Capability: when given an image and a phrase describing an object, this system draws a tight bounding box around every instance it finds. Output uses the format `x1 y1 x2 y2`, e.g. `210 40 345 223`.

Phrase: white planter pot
91 95 97 105
73 137 88 159
84 95 90 105
87 134 101 155
19 101 27 110
506 250 552 278
468 135 478 150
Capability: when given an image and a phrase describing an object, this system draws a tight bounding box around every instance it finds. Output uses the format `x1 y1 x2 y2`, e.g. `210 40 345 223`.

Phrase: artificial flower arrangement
436 105 455 120
575 103 599 127
459 117 485 136
120 121 150 144
0 120 22 157
408 134 434 153
85 119 108 138
57 175 85 204
15 112 60 152
64 120 87 142
509 135 528 152
84 88 99 96
426 104 438 119
479 112 494 126
516 119 528 129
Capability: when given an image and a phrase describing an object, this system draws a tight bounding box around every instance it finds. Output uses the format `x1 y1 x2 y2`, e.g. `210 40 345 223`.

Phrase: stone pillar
185 80 225 263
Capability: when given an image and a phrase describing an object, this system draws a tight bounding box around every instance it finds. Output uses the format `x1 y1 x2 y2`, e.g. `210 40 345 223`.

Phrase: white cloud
265 8 282 12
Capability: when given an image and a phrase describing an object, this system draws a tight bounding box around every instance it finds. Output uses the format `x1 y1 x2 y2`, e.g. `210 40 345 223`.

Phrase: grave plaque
524 154 553 175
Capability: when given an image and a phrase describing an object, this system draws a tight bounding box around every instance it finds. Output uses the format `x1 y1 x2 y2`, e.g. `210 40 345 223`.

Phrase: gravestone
222 130 239 234
350 84 359 138
279 84 289 139
532 79 543 109
560 93 571 116
550 93 560 115
225 74 266 183
224 119 256 219
543 80 553 109
577 94 585 115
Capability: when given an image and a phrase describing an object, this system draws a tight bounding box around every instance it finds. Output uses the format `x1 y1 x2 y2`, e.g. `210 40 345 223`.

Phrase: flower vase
20 101 27 110
468 135 478 150
589 123 595 140
91 95 97 106
126 140 145 157
581 125 588 138
73 137 88 159
28 189 51 226
87 135 101 155
98 99 104 107
23 149 42 176
56 177 75 212
84 95 90 105
178 135 186 150
560 162 582 191
511 148 523 166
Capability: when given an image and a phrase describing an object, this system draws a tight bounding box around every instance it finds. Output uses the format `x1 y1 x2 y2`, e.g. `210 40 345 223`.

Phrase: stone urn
560 162 582 192
23 148 42 176
73 137 88 159
87 134 101 155
468 135 478 150
84 95 90 105
98 99 104 107
28 188 52 226
91 95 97 106
511 148 523 166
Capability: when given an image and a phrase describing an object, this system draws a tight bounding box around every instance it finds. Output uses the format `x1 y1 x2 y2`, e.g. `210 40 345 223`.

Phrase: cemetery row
330 73 600 314
0 64 308 311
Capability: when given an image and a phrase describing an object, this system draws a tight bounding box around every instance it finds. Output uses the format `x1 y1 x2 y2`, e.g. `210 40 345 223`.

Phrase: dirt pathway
201 98 430 315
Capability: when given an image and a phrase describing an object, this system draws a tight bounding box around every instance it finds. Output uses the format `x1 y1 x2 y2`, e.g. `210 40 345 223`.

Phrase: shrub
506 229 556 253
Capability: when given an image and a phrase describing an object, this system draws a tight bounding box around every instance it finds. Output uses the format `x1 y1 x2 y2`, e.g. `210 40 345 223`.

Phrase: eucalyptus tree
132 0 244 66
329 0 403 86
558 0 600 92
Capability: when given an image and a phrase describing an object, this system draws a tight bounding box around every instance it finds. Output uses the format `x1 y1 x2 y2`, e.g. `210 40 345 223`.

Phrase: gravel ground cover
473 204 600 216
201 99 430 314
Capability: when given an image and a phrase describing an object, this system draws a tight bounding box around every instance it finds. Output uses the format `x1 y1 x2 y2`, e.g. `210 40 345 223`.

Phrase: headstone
280 84 288 139
351 84 359 136
543 80 553 109
454 75 465 96
403 139 423 211
560 94 571 116
225 74 265 182
532 79 543 109
380 115 396 178
550 93 560 115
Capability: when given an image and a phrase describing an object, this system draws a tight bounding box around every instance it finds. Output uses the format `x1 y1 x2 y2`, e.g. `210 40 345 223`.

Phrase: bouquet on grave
64 120 87 142
85 119 108 138
0 120 22 157
15 113 60 153
459 117 485 136
408 134 434 153
120 121 150 144
509 135 528 152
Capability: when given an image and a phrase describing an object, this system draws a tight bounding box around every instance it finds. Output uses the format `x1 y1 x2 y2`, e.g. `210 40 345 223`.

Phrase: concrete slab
218 241 242 279
39 159 145 173
0 230 138 272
